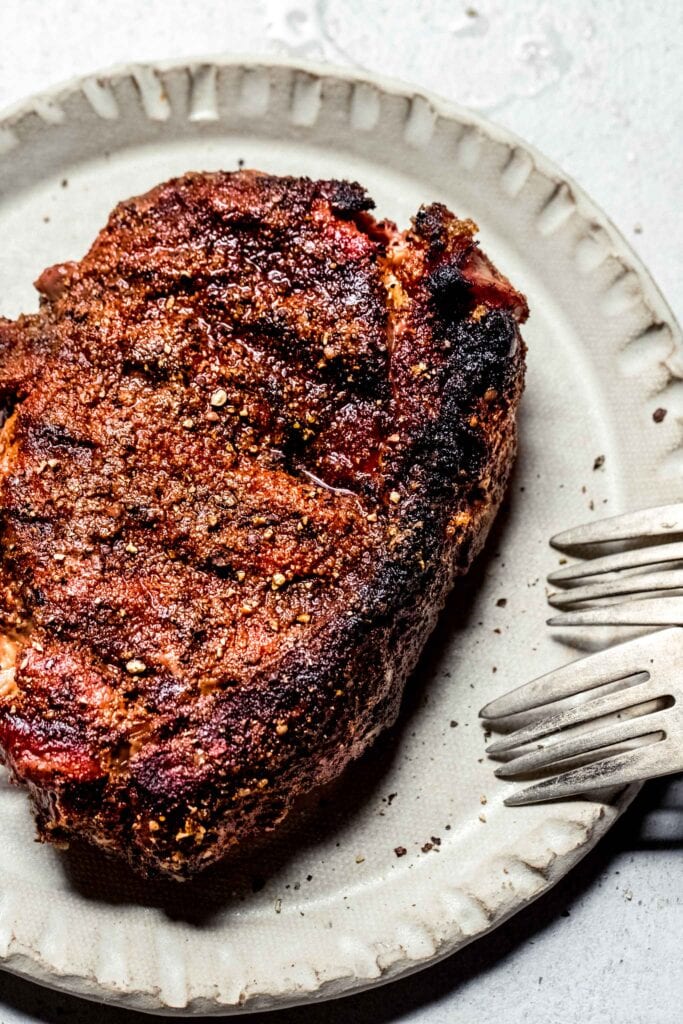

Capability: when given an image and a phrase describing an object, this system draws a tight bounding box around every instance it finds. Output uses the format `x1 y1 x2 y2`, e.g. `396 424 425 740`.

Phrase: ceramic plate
0 58 680 1015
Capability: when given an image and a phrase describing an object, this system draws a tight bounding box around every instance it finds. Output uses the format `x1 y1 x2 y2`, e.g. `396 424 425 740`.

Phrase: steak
0 171 527 878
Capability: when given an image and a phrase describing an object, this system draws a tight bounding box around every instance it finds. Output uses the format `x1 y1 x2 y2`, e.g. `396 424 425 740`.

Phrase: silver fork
547 502 683 627
480 627 683 806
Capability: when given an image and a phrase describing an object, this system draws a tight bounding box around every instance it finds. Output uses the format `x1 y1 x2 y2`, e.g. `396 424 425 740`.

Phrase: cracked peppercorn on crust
0 171 527 877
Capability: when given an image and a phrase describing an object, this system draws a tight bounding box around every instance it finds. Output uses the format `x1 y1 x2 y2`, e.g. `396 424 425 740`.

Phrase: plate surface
0 58 680 1015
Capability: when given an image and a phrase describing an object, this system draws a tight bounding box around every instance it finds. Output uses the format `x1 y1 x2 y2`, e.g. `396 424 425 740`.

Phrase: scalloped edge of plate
0 56 680 1015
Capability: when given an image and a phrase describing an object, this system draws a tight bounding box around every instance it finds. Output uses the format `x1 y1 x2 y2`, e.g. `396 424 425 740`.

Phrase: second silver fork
480 627 683 806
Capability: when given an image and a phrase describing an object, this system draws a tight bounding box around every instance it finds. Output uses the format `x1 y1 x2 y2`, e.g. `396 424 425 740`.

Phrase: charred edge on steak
0 172 526 877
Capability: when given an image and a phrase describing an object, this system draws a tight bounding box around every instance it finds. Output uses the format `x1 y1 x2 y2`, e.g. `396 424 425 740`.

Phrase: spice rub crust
0 171 527 877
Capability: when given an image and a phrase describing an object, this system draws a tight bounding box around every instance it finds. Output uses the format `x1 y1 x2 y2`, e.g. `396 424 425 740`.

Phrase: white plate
0 58 680 1015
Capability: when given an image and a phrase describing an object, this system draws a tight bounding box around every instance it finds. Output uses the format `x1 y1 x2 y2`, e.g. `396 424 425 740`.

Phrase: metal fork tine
548 540 683 585
548 569 683 608
485 678 662 754
494 709 669 778
548 597 683 627
503 741 676 806
550 503 683 552
479 628 672 719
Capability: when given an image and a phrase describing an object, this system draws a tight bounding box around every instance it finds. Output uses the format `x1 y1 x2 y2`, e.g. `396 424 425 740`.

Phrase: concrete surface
0 2 681 1022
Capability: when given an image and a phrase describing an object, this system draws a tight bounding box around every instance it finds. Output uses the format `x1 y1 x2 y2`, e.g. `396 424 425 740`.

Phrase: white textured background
0 2 681 1023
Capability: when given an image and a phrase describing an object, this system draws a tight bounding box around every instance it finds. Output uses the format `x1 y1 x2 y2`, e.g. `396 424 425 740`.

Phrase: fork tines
550 503 683 553
547 596 683 627
548 540 683 586
548 504 683 628
547 569 683 609
480 628 683 805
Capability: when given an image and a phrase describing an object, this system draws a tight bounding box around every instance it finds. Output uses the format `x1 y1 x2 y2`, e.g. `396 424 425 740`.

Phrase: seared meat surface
0 171 526 877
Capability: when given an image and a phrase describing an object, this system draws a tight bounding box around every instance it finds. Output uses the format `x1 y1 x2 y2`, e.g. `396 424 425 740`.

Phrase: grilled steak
0 171 527 878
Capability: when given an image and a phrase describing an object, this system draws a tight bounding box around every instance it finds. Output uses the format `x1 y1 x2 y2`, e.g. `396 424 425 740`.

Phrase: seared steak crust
0 171 526 877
